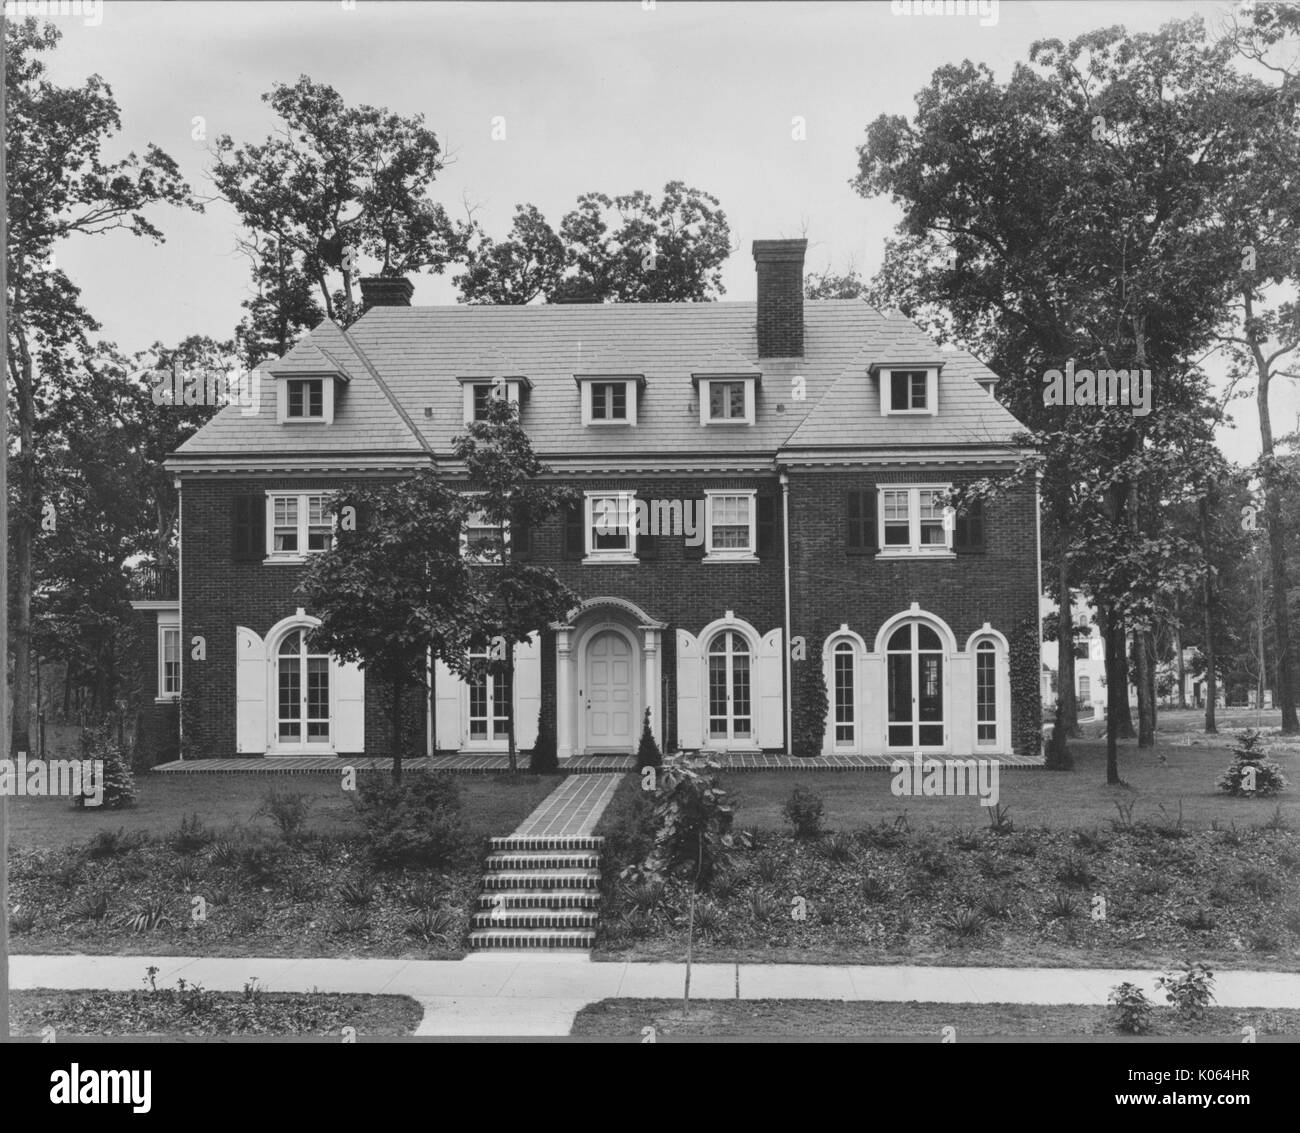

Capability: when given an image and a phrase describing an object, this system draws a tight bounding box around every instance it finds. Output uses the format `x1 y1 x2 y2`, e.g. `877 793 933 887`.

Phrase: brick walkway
509 774 624 839
153 752 1043 774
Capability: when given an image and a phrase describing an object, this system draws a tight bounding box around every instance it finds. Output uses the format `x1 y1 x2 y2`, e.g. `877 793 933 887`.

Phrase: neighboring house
138 239 1041 762
1040 595 1108 718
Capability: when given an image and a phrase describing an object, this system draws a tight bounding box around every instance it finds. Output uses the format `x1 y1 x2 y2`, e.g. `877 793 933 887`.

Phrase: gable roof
169 299 1025 468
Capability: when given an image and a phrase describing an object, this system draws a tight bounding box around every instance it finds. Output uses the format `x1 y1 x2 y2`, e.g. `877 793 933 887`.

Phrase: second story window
879 486 953 556
704 490 757 559
463 509 508 563
590 382 628 421
471 383 492 421
267 492 333 559
696 375 757 426
286 379 324 419
878 367 939 417
578 375 640 426
586 491 637 560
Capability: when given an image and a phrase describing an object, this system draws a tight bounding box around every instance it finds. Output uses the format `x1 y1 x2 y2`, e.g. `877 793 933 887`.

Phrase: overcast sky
33 0 1299 466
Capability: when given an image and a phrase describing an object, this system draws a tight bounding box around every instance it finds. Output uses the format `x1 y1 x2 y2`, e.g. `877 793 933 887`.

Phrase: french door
276 629 331 749
707 630 752 743
886 622 945 748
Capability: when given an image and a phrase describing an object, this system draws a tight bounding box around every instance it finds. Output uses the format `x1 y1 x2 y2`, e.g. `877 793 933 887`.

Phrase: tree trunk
505 647 517 775
390 679 404 783
1174 609 1186 710
1114 635 1136 739
1102 604 1122 785
1057 556 1080 737
1134 625 1155 748
9 303 36 758
1199 495 1218 735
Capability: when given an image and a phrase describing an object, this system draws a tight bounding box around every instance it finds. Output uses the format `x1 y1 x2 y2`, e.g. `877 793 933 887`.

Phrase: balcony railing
128 563 179 601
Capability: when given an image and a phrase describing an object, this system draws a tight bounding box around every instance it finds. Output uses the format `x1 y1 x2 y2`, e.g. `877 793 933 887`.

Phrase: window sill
583 420 634 427
882 409 936 417
703 419 753 426
277 418 328 425
582 553 638 564
154 695 180 705
876 551 956 561
702 553 759 564
263 556 310 566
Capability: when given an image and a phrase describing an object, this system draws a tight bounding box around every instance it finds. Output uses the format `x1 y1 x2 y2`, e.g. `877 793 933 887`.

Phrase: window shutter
232 495 265 562
683 527 707 560
846 489 876 553
510 504 531 559
637 532 658 560
955 498 986 554
756 495 776 558
563 501 585 559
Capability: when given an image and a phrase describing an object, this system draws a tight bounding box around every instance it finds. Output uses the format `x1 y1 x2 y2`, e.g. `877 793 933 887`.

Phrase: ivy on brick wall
1010 617 1044 759
179 694 203 761
792 630 829 757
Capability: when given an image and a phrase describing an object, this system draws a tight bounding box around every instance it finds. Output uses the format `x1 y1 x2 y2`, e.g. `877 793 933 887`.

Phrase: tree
453 395 577 773
5 18 199 755
456 182 731 304
804 266 867 300
213 75 471 341
295 471 476 781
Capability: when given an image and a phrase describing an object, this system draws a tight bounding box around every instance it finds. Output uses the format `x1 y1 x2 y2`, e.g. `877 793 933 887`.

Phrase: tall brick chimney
753 239 807 358
359 276 414 311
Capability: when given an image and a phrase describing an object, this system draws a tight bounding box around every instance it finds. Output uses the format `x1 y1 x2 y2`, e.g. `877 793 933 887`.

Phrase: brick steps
471 834 605 952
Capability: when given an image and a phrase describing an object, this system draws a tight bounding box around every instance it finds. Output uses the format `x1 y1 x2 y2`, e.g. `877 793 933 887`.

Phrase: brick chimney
753 239 807 358
359 276 414 311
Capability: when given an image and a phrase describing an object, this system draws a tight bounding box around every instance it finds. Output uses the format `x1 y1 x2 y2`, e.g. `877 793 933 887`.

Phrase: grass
13 985 423 1037
571 998 1300 1038
7 770 560 851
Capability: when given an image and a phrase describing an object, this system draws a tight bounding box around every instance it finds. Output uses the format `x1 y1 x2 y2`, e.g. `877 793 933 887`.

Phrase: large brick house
136 239 1042 763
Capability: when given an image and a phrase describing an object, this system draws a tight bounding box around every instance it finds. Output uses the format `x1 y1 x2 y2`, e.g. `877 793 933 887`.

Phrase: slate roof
170 299 1025 465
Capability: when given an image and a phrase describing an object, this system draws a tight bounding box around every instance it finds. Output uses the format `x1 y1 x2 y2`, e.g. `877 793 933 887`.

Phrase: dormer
870 362 943 417
459 375 532 425
575 373 645 426
268 347 349 425
693 372 760 426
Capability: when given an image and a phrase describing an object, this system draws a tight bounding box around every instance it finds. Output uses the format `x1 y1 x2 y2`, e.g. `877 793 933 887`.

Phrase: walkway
509 774 622 839
153 752 1044 774
11 955 1299 1036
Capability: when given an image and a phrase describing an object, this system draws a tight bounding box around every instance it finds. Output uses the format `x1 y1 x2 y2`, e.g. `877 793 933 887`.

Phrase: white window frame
460 506 511 564
704 489 758 561
699 377 756 426
276 376 335 424
265 491 335 562
876 484 955 558
461 378 522 425
464 645 510 746
975 638 999 747
584 490 638 562
831 638 856 749
157 616 181 702
879 367 939 417
579 377 638 426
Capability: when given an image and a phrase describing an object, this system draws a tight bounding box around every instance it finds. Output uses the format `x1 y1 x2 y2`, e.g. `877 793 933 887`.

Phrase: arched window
467 644 508 741
1078 674 1091 701
976 640 997 744
887 621 945 748
832 639 856 746
276 629 330 746
708 630 752 742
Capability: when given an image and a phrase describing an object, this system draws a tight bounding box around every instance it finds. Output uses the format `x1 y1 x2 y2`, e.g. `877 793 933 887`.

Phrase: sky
25 0 1300 466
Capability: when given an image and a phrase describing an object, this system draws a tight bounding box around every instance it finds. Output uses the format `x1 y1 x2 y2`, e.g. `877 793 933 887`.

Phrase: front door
275 629 331 751
585 629 634 751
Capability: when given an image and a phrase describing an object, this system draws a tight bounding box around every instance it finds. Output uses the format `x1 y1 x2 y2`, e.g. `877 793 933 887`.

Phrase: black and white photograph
1 0 1299 1092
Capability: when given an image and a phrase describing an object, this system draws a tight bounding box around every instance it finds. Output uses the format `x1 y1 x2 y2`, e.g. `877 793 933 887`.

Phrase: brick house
140 239 1041 763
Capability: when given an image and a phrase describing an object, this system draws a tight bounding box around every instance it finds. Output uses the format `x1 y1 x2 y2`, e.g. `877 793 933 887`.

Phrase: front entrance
584 628 635 751
275 629 331 750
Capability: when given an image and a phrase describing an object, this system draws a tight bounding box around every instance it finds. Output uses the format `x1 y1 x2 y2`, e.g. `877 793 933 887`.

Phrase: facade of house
142 240 1042 762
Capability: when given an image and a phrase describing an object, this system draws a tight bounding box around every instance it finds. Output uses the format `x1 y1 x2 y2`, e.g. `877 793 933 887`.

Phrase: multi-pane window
878 486 953 555
887 621 945 748
587 492 636 556
706 491 755 555
471 383 492 421
890 370 929 412
833 640 855 745
1078 675 1091 701
709 381 745 421
464 510 507 563
467 647 508 741
286 379 324 419
277 629 330 745
590 382 628 421
707 631 752 742
159 624 181 698
268 493 333 558
977 640 997 744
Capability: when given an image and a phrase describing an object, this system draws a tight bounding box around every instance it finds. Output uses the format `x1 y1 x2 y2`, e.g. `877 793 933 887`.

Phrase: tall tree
5 18 198 754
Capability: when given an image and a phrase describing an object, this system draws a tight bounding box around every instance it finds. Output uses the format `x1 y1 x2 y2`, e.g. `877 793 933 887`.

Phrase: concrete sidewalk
12 954 1300 1036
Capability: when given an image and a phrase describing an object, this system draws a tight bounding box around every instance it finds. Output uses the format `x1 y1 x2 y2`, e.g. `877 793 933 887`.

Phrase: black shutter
756 495 776 558
637 532 658 561
563 501 585 559
846 488 876 553
955 498 986 554
510 504 531 560
232 495 265 562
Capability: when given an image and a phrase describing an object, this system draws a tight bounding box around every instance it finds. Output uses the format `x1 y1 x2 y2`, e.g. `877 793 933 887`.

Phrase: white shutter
515 633 541 750
434 657 462 751
676 629 703 751
333 659 365 753
927 368 939 416
236 627 267 754
756 628 785 749
879 371 890 415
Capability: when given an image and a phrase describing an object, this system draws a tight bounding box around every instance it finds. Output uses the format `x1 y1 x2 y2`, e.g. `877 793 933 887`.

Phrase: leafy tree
804 266 867 299
5 18 199 754
456 182 730 304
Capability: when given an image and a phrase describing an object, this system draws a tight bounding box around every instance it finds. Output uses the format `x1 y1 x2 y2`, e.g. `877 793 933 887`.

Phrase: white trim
704 488 758 561
876 484 954 556
824 626 869 754
699 377 756 426
575 620 641 755
879 367 939 416
276 375 335 425
157 615 181 700
462 378 522 425
579 377 638 426
873 605 959 655
264 490 334 562
696 612 764 751
584 489 638 561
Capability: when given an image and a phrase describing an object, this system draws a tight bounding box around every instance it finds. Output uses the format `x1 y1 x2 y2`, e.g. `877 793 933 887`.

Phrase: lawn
572 998 1300 1039
6 769 558 850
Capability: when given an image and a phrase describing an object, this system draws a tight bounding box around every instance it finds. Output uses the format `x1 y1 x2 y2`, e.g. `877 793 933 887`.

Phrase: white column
642 626 661 744
556 626 574 761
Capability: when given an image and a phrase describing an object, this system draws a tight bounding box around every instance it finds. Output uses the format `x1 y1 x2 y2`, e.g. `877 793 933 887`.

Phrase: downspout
176 476 184 761
780 469 793 756
1035 470 1044 754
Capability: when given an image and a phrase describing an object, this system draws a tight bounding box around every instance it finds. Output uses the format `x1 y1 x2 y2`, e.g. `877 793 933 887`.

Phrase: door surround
575 620 640 754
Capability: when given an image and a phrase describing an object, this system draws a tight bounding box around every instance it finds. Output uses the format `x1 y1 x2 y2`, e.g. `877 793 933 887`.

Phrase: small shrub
11 907 36 934
126 898 175 933
939 906 986 939
860 875 891 904
710 869 743 901
688 899 723 941
978 888 1015 920
406 908 458 946
1054 853 1095 888
404 878 447 912
236 844 282 887
73 725 136 810
355 773 465 869
1215 820 1244 847
1218 729 1288 797
952 827 981 852
1236 866 1280 900
782 786 824 840
207 839 239 868
1110 799 1137 832
856 814 910 849
258 789 313 844
1045 891 1079 920
53 858 83 890
748 889 781 923
337 874 376 907
1108 982 1154 1035
1072 827 1109 853
328 908 369 936
976 851 1015 880
85 828 136 860
285 874 320 903
1176 907 1217 932
914 838 953 877
170 813 212 855
817 831 856 864
172 857 200 885
73 890 111 923
1155 962 1216 1021
635 707 662 771
754 852 782 885
1248 928 1282 953
1261 804 1291 833
1153 800 1189 840
621 879 667 915
986 803 1014 835
1133 870 1171 897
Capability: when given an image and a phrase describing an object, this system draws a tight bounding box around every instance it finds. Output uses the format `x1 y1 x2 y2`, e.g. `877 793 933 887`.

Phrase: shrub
354 772 465 869
1108 982 1154 1035
860 875 891 904
1236 865 1280 899
1176 907 1217 932
687 899 723 941
978 888 1015 920
621 879 666 915
1248 928 1282 953
952 826 981 851
817 831 856 863
529 698 558 774
914 837 953 877
258 789 313 844
939 906 986 939
72 890 111 923
782 785 824 840
856 814 910 849
986 803 1014 835
1072 827 1109 853
208 839 239 868
73 725 136 810
11 907 36 934
338 875 376 907
635 707 662 771
328 908 369 936
631 756 745 889
1054 853 1095 888
404 878 447 912
1155 963 1216 1021
169 813 212 855
1045 891 1079 919
85 828 138 859
1218 729 1288 797
1153 800 1189 839
754 852 782 885
748 889 782 923
126 898 174 933
406 908 458 946
792 647 829 758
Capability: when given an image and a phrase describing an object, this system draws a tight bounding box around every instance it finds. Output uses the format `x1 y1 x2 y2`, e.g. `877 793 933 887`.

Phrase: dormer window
696 375 757 426
287 379 324 419
576 375 642 427
460 376 529 425
274 372 342 424
877 366 939 417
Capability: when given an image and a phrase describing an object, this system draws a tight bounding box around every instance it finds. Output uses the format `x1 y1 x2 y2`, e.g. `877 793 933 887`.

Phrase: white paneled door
585 629 634 750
